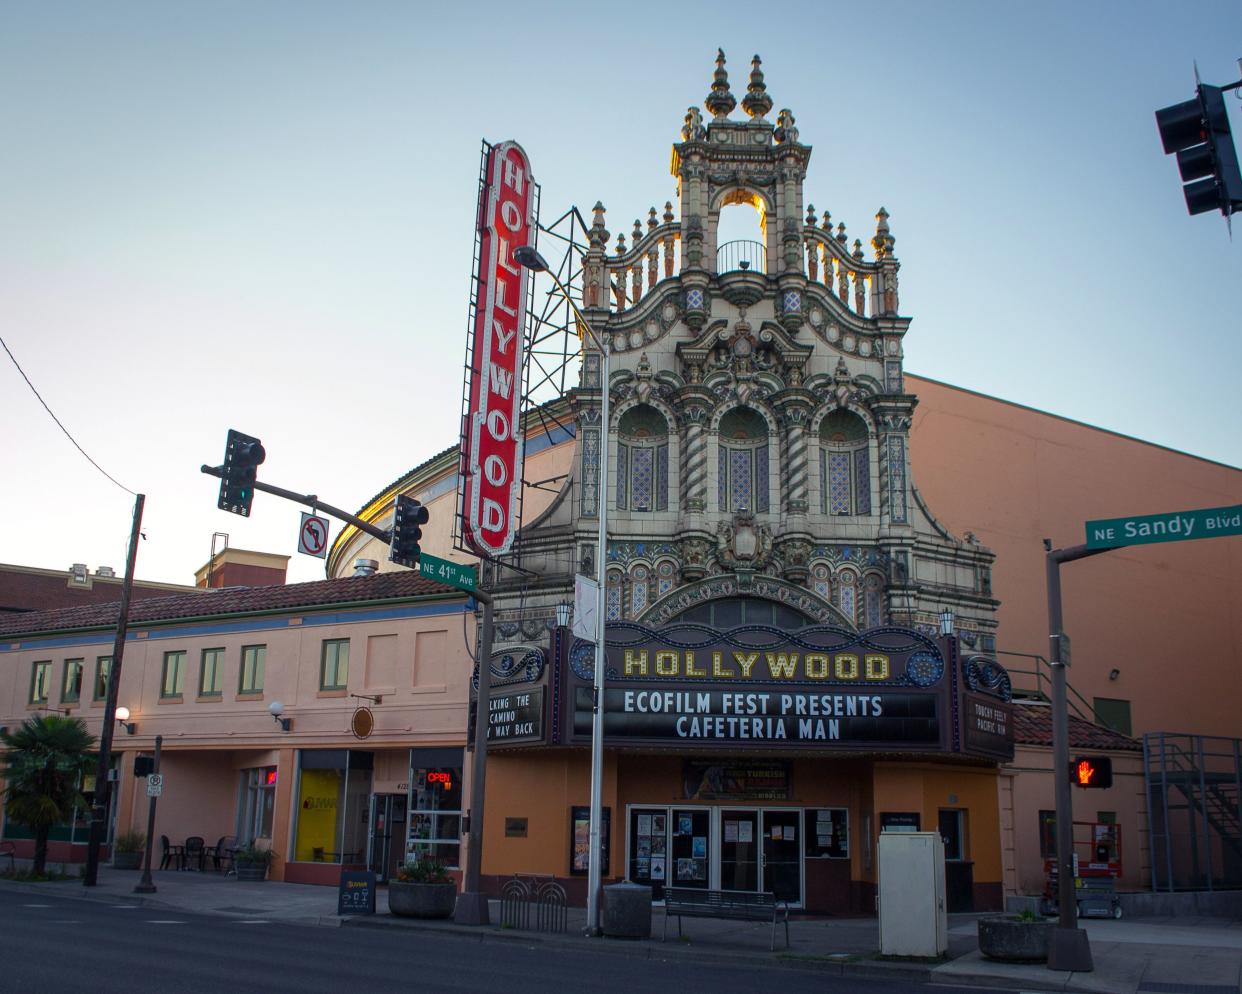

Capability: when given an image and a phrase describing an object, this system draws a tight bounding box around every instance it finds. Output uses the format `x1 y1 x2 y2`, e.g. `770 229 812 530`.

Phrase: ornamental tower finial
704 48 737 121
741 54 773 121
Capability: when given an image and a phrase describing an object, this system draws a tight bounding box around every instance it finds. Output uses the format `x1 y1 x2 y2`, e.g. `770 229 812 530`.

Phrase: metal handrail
992 649 1096 725
716 239 766 275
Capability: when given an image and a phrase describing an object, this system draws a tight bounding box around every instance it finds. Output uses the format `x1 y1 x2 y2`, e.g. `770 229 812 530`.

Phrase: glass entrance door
369 793 407 882
762 809 802 905
720 809 760 892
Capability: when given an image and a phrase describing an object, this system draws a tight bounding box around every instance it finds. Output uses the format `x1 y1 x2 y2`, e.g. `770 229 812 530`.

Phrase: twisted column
680 406 709 513
783 406 810 515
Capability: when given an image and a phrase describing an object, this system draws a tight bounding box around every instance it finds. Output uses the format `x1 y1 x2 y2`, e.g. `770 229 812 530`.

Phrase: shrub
114 831 146 854
396 857 451 884
235 845 275 866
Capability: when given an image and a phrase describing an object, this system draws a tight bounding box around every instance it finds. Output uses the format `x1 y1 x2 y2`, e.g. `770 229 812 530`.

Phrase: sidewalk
2 868 1239 994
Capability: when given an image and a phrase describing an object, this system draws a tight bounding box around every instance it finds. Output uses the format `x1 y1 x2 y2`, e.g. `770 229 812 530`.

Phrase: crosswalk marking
146 920 186 924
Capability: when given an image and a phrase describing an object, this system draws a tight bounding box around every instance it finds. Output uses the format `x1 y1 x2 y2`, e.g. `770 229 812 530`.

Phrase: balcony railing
717 239 766 275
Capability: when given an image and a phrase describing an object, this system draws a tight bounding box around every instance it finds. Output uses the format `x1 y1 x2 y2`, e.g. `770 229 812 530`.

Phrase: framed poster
804 808 849 859
569 806 611 876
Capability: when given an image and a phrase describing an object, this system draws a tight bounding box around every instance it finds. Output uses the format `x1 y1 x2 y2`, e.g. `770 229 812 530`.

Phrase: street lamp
514 244 610 936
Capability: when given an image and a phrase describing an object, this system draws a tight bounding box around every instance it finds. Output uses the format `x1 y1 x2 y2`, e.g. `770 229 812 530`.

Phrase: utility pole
84 493 145 887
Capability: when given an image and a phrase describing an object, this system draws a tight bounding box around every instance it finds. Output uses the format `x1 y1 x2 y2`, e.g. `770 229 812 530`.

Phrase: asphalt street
0 889 1017 994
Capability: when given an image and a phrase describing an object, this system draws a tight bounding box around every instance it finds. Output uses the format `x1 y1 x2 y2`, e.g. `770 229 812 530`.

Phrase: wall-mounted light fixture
269 701 291 732
1108 668 1120 681
555 601 572 629
114 706 136 735
939 608 955 637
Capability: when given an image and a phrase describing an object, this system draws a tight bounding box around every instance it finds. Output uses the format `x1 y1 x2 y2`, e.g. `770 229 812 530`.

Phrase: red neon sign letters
462 141 535 557
427 770 453 791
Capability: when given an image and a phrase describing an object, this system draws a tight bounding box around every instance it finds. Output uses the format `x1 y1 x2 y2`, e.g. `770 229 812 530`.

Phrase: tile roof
1011 701 1142 752
0 570 466 639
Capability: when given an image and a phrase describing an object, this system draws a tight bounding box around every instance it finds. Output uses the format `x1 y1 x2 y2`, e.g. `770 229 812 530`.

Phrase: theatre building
334 53 1021 913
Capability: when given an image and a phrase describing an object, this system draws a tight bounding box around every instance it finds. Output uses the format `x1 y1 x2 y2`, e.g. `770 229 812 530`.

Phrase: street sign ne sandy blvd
1086 503 1242 550
418 552 478 593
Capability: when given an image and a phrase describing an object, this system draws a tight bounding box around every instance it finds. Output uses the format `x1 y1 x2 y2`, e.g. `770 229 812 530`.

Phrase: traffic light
1072 755 1113 789
218 429 265 517
390 494 429 567
1156 82 1242 217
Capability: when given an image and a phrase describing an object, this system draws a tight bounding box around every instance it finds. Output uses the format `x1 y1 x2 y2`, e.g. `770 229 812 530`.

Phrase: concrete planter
112 852 142 870
234 861 269 882
977 915 1054 962
388 881 457 919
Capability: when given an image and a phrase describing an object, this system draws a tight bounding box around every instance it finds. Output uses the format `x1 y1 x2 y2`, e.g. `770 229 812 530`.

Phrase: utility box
878 831 947 957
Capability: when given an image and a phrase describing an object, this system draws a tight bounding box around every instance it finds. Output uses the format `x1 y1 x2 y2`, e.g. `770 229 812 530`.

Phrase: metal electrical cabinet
878 831 948 957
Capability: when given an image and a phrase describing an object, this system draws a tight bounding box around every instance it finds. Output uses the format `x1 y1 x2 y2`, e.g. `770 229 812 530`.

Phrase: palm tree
1 715 96 876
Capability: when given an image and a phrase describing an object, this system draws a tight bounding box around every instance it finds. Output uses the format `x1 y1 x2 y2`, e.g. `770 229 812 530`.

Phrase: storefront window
407 749 463 867
239 766 277 842
292 750 373 864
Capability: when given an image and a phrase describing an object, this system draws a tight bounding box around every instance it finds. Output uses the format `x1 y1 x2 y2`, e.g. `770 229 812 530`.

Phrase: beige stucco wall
908 374 1242 738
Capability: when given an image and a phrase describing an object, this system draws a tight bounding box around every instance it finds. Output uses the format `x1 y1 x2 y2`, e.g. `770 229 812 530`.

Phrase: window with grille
718 407 769 513
617 405 669 512
819 409 871 515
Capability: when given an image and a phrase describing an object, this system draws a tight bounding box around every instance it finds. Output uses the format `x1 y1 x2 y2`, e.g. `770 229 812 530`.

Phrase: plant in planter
112 831 146 870
233 845 275 882
388 857 457 919
977 910 1055 962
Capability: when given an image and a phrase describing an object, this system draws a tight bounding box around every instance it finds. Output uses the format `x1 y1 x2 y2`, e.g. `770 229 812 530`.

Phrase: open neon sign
427 771 453 791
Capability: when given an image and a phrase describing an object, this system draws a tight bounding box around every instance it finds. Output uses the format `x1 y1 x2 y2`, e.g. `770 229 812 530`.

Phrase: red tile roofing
0 570 465 639
1011 701 1141 752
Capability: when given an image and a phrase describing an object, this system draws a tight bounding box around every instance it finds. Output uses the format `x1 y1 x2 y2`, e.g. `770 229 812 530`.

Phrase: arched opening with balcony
714 190 769 275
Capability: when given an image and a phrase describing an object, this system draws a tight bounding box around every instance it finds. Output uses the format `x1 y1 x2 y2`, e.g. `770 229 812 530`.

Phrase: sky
2 1 1240 587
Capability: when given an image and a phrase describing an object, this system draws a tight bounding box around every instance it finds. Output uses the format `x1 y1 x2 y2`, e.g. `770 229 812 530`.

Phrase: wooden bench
0 841 15 874
662 887 789 950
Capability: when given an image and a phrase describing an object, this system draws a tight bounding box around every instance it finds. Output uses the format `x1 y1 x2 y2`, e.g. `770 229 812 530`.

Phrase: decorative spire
704 48 737 120
647 207 658 232
872 207 895 258
663 201 675 224
741 54 773 120
588 201 609 251
852 239 864 261
805 203 817 226
774 108 799 144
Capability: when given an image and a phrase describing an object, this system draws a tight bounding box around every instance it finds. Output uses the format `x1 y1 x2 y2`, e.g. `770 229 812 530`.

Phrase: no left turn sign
299 512 330 559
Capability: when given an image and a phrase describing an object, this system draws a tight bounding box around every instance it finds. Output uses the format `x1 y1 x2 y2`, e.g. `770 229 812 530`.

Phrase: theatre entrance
627 805 804 907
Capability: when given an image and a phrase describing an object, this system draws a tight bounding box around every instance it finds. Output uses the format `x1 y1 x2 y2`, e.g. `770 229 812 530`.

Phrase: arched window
666 596 813 630
630 564 650 616
718 407 769 513
617 405 668 512
811 563 832 603
605 569 624 622
863 573 885 628
655 559 678 598
837 569 859 626
819 409 871 516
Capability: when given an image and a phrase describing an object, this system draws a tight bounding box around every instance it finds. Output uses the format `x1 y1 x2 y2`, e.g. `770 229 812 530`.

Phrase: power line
1 334 136 496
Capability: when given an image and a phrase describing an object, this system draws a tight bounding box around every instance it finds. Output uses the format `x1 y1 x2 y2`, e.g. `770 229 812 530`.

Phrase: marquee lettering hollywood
622 649 894 682
462 140 535 557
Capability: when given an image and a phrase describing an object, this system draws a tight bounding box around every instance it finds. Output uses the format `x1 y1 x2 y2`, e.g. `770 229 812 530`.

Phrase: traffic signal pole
1044 539 1110 972
200 465 393 545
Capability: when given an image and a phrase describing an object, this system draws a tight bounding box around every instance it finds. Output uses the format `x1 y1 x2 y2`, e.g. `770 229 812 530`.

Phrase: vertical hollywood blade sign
463 141 535 557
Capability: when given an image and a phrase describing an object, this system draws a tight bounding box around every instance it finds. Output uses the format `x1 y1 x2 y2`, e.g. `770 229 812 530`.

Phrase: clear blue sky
2 1 1239 585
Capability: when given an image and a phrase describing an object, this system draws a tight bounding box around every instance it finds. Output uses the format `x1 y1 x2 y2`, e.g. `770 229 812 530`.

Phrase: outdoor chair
210 836 236 873
183 836 206 871
159 835 184 871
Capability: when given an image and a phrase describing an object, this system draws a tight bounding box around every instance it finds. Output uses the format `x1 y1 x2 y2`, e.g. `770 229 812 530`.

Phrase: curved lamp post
514 245 610 936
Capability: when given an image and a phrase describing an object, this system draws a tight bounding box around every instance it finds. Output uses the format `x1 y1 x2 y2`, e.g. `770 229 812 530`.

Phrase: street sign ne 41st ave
418 552 478 593
1085 503 1242 550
